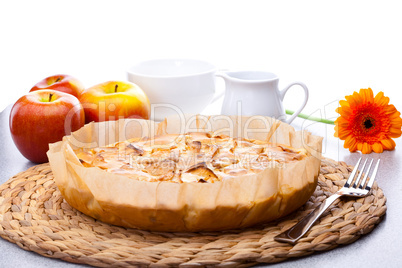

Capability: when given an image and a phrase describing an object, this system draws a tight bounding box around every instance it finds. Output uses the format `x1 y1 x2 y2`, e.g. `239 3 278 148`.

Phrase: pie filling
74 132 307 183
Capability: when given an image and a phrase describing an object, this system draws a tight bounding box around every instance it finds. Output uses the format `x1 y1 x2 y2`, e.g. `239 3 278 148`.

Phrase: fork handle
274 193 341 244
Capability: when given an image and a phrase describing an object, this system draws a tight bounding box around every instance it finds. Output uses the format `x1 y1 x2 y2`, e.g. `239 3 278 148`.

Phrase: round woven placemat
0 157 386 267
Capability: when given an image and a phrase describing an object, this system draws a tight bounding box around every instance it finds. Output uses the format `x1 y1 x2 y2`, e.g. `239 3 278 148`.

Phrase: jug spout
215 71 231 81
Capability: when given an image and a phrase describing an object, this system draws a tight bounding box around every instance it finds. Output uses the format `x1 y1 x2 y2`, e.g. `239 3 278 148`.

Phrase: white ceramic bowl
127 59 217 121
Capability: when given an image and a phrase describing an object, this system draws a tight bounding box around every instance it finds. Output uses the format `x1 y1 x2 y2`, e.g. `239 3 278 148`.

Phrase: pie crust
47 115 322 232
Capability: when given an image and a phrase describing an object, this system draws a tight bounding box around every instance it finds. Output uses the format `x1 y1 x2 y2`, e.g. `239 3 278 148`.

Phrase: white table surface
1 99 402 267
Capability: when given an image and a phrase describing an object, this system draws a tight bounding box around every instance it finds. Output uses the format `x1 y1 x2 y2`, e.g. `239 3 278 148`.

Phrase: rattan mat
0 157 386 267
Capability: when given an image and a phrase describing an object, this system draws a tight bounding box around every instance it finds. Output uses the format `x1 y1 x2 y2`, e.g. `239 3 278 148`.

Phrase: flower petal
380 139 396 150
339 99 350 108
349 141 358 152
334 124 350 139
361 142 372 154
344 135 357 151
337 128 350 139
352 91 363 105
345 94 358 107
390 117 402 127
344 135 354 147
389 109 401 119
359 88 374 103
337 119 349 128
338 105 353 117
374 91 390 106
372 142 384 153
357 142 363 152
388 127 402 138
382 105 399 115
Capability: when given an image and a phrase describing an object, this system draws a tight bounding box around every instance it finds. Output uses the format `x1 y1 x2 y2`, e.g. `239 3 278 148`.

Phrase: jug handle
280 82 309 124
210 71 228 104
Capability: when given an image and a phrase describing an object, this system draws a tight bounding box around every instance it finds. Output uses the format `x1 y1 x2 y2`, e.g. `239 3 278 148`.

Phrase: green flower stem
286 109 335 125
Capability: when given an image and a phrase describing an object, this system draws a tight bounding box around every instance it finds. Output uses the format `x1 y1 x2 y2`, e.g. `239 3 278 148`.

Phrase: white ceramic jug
217 71 309 124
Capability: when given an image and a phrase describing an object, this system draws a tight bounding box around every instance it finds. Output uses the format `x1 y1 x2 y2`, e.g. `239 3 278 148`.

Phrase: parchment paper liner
47 115 322 232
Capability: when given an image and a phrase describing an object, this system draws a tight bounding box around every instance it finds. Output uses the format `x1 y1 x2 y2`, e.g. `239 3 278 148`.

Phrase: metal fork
274 157 380 244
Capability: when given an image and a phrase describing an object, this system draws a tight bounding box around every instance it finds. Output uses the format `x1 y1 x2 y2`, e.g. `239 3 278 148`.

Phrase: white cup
127 59 218 122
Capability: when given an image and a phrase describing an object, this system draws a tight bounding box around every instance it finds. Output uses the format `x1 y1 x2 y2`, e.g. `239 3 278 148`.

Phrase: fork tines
345 157 380 191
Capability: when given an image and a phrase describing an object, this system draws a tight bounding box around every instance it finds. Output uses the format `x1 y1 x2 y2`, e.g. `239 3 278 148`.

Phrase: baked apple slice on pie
74 132 308 183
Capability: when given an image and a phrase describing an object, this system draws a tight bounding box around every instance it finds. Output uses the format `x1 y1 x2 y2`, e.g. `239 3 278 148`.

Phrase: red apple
79 81 150 123
30 74 85 98
9 90 85 163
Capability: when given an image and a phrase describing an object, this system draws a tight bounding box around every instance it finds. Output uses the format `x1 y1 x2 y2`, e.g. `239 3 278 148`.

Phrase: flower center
350 103 391 144
363 117 374 129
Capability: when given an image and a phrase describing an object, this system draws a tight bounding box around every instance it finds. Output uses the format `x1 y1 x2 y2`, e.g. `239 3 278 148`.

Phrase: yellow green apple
79 81 150 123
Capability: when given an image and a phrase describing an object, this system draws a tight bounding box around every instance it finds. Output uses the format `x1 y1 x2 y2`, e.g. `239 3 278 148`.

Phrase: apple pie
48 115 322 232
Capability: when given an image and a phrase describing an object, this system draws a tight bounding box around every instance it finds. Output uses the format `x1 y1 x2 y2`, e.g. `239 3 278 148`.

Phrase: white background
1 0 402 120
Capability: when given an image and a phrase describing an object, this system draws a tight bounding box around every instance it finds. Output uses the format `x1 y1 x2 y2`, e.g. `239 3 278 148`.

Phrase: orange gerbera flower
335 88 402 154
